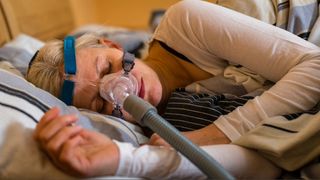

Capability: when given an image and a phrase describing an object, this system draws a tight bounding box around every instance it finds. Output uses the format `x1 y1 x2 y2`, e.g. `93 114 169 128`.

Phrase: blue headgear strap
59 36 76 105
122 51 135 74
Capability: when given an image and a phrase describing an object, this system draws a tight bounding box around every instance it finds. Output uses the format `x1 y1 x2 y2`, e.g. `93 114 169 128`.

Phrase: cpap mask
99 52 138 118
58 36 138 118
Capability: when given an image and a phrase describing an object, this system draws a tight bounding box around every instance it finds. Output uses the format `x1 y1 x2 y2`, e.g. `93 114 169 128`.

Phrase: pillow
71 24 151 58
0 69 147 179
0 34 44 75
0 60 23 77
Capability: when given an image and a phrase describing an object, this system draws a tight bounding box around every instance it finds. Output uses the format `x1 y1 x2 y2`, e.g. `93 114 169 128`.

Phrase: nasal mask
99 52 137 117
59 36 138 118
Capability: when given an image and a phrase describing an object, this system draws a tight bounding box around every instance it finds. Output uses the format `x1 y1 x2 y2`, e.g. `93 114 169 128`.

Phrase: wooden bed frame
0 0 75 45
0 1 10 46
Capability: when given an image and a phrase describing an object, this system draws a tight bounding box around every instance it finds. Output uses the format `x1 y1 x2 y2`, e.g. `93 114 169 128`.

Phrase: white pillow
0 69 147 179
4 34 44 54
0 34 44 75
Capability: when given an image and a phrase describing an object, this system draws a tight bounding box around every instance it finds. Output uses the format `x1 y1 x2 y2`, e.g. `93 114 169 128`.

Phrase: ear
99 38 123 50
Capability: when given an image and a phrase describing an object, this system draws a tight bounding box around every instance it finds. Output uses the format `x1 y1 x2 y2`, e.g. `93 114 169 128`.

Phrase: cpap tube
99 73 234 179
123 95 234 179
98 52 233 179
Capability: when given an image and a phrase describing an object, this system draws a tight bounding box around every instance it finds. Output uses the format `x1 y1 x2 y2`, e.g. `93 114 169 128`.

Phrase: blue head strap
59 36 76 105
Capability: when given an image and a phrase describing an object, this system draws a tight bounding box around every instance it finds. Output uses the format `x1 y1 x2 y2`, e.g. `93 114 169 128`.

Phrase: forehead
76 48 103 63
75 48 103 76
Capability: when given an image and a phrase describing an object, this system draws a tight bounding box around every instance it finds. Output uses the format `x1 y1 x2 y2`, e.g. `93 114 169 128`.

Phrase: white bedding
0 69 146 179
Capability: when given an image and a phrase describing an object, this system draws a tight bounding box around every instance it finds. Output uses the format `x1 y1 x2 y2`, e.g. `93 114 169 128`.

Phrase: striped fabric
218 0 319 41
272 0 318 40
163 89 320 171
0 69 148 145
163 88 320 132
0 69 151 178
163 88 254 131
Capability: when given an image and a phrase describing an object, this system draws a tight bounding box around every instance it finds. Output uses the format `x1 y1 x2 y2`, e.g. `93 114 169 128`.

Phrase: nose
99 71 138 107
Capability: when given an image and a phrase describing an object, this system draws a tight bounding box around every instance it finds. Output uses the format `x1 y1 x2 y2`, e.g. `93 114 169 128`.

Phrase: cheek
101 102 114 115
130 60 145 75
72 91 91 110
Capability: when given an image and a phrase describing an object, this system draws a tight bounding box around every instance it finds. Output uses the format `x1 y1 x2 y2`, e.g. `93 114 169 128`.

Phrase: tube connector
123 94 157 125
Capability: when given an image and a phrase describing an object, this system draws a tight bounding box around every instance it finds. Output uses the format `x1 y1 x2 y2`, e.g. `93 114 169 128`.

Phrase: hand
148 133 171 147
182 124 231 145
34 107 119 177
148 124 230 147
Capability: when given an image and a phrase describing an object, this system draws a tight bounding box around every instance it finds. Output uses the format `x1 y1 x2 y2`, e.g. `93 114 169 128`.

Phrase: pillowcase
71 24 151 58
0 69 147 179
0 60 23 77
0 34 44 75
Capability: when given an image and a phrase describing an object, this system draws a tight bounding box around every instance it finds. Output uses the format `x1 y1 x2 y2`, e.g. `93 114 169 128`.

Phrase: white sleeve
114 140 205 179
153 0 320 141
114 141 281 179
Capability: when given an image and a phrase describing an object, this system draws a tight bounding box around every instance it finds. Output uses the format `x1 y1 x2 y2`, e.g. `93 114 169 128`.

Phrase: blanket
218 0 320 44
234 106 320 171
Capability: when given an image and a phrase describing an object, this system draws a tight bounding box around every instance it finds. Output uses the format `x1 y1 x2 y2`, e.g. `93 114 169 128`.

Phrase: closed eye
94 96 105 113
96 56 112 78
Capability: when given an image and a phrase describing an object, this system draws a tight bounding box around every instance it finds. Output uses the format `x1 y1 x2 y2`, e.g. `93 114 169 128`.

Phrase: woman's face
71 45 162 122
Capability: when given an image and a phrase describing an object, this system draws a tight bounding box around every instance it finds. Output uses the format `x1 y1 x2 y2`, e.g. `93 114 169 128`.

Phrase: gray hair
26 33 107 97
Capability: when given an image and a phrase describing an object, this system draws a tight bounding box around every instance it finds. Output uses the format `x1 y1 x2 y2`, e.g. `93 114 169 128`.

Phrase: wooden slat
0 1 10 45
1 0 75 41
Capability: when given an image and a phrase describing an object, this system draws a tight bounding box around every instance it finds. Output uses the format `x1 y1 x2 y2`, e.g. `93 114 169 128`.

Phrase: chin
149 96 161 107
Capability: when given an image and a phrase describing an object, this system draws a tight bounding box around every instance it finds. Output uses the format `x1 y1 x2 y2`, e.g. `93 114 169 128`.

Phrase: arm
154 0 320 141
34 107 119 177
35 108 205 179
149 124 230 146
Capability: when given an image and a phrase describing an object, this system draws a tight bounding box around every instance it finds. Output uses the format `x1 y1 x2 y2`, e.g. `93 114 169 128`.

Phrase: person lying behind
27 0 320 154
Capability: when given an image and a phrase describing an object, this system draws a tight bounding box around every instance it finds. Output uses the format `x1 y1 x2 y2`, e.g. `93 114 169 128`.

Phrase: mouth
138 77 145 98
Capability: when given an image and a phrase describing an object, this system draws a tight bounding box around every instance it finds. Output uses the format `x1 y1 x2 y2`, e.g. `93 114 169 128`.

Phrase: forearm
183 124 231 146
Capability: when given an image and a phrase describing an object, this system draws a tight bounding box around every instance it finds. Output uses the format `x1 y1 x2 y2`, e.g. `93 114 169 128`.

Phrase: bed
0 0 319 179
0 1 149 179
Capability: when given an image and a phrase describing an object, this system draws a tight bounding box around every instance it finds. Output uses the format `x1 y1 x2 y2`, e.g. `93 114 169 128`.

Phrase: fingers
148 133 160 145
37 114 78 142
58 135 84 171
34 107 80 154
148 133 171 147
46 125 83 157
49 129 84 171
34 107 60 137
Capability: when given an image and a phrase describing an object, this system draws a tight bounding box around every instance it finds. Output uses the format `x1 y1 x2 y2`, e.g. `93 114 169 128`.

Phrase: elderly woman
27 0 319 178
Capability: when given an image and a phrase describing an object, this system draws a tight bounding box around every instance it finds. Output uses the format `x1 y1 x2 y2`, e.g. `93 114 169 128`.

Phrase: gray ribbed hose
123 95 234 179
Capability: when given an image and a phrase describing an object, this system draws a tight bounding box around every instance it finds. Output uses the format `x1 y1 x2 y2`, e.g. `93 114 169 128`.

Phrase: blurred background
69 0 217 30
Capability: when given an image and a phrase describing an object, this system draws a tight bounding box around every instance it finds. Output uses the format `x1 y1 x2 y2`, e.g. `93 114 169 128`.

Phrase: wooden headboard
0 2 10 45
0 0 75 41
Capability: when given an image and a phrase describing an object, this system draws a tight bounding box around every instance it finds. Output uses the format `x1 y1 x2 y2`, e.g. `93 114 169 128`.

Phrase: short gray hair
26 33 107 97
